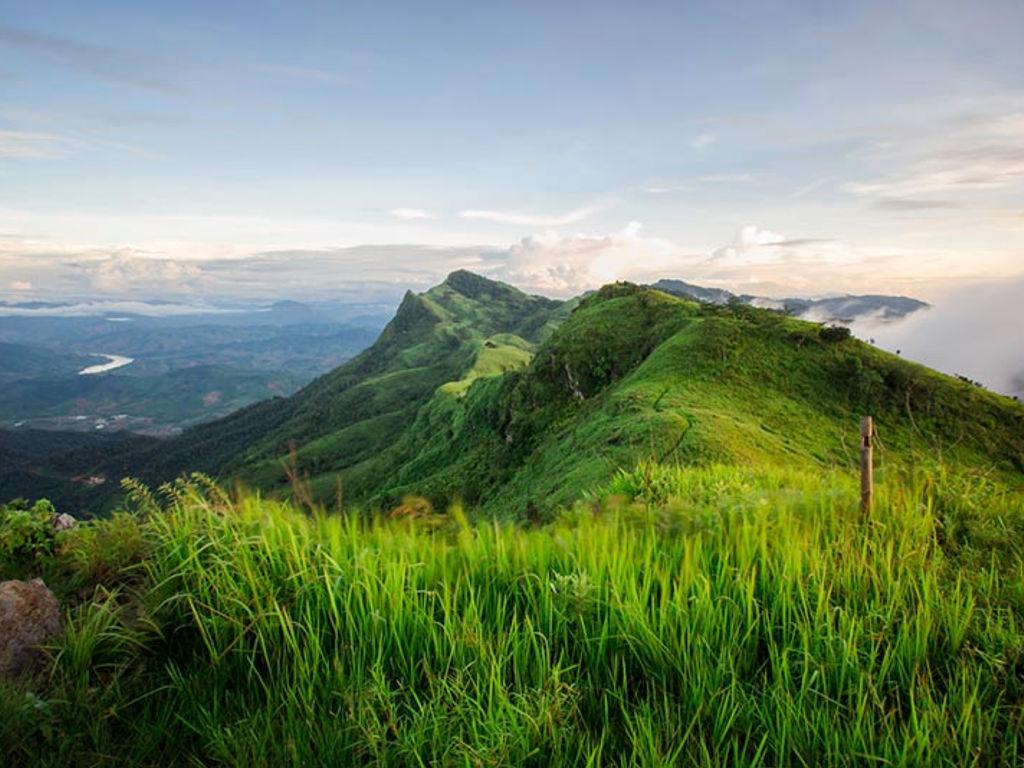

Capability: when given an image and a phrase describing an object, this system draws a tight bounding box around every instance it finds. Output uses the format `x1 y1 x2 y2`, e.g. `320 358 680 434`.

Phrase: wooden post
860 416 874 516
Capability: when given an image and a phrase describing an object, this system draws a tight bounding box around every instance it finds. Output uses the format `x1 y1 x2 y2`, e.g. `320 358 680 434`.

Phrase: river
79 354 135 375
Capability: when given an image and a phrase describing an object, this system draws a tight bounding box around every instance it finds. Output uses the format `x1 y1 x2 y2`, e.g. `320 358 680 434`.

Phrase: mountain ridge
652 278 929 323
2 271 1020 516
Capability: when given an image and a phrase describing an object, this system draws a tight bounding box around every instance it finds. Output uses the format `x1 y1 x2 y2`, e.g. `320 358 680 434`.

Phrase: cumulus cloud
459 205 600 227
492 222 686 294
850 278 1024 399
693 225 983 296
487 223 910 298
67 252 205 293
710 225 786 260
8 279 31 290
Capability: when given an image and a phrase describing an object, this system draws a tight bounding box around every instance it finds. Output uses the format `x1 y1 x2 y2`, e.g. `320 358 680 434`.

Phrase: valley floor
2 463 1024 766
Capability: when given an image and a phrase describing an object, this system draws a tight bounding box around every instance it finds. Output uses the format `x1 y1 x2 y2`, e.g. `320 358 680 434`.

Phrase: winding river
79 354 135 375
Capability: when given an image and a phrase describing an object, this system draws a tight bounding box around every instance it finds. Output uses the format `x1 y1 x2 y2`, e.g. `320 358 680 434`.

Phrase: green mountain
14 270 567 510
314 279 1022 515
4 272 1023 517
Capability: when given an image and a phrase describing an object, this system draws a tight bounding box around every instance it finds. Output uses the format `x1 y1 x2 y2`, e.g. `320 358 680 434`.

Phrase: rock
0 579 64 679
51 513 76 532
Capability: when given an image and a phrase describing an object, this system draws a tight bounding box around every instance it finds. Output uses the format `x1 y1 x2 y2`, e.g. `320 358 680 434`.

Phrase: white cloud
0 299 238 317
492 222 686 294
709 225 789 263
79 252 204 293
850 277 1024 399
459 206 600 227
8 279 31 290
388 208 436 220
691 133 717 150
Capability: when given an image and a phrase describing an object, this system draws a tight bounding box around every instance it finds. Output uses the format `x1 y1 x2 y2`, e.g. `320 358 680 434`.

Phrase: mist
850 278 1024 400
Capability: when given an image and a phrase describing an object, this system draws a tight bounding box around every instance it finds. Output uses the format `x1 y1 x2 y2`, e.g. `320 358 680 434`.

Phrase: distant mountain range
651 279 929 323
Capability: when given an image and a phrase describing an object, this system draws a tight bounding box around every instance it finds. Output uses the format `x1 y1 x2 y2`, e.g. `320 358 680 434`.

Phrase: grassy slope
220 271 569 499
3 466 1024 766
319 283 1024 515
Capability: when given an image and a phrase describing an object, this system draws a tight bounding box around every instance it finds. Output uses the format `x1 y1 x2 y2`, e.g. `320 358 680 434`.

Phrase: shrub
0 499 58 579
819 324 851 343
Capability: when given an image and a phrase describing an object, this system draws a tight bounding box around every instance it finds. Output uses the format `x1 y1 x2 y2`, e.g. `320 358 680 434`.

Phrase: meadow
3 461 1024 766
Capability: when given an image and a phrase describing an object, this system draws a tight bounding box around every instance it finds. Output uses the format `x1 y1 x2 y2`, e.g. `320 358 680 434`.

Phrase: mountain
649 279 735 305
329 280 1021 514
652 278 929 323
5 271 1020 519
194 275 1020 514
163 270 572 496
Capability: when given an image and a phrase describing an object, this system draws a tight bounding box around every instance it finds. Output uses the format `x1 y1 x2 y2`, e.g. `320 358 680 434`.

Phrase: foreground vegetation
3 462 1024 766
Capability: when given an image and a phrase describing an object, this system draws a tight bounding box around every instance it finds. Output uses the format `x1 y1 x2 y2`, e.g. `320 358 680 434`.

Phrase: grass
3 462 1024 766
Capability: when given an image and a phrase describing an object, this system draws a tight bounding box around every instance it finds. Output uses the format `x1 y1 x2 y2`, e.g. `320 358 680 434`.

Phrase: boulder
51 513 77 532
0 578 63 679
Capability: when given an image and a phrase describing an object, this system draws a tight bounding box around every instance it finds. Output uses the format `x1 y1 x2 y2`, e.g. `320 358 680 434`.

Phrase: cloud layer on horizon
850 278 1024 400
2 219 1020 304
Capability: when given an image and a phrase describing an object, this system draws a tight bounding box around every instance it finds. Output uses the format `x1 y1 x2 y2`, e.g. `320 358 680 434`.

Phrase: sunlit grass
3 464 1024 766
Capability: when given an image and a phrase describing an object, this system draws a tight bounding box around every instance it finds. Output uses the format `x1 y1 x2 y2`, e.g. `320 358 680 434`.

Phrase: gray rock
51 513 76 532
0 579 63 679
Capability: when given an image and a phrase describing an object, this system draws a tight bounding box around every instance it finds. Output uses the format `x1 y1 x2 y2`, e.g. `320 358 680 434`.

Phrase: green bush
819 324 851 342
0 499 57 580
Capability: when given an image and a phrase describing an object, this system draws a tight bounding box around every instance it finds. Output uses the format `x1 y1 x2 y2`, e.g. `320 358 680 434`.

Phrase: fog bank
850 278 1024 400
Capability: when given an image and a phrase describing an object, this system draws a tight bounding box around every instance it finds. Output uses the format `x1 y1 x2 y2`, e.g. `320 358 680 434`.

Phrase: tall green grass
3 464 1024 766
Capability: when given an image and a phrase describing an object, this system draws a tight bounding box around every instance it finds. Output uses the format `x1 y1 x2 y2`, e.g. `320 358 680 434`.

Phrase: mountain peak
441 270 518 300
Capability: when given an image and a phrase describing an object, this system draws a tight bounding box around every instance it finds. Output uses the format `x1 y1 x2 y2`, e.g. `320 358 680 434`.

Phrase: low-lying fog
850 279 1024 401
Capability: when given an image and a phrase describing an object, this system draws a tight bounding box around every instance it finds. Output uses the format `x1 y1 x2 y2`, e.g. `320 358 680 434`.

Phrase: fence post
860 416 874 516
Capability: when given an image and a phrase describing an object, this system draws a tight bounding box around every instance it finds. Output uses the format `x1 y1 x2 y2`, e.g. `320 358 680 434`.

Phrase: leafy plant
819 323 852 342
0 499 58 579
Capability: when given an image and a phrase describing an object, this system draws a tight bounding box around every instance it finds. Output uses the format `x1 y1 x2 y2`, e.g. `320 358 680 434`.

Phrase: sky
1 0 1024 305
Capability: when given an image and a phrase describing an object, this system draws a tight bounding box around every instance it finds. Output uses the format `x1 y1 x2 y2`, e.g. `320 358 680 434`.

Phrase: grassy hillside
265 281 1024 516
209 270 570 498
3 465 1024 766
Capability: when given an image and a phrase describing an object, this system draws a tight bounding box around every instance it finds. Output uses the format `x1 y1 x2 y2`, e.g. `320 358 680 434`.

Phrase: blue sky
1 0 1023 301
